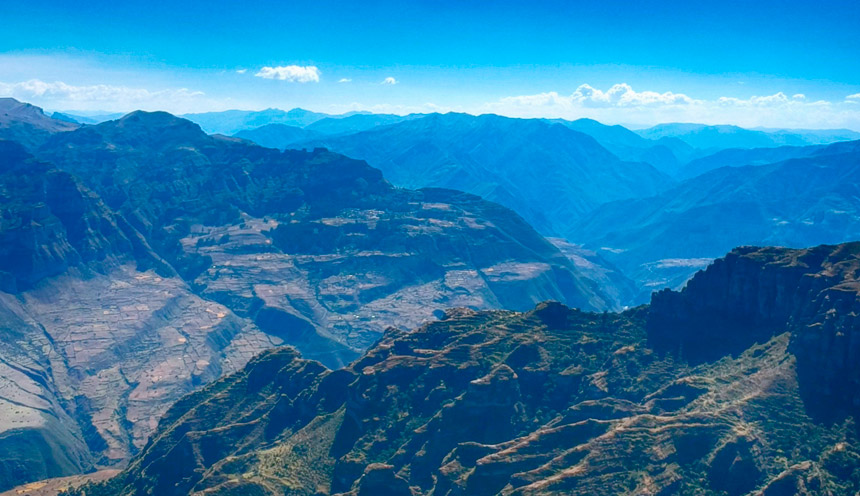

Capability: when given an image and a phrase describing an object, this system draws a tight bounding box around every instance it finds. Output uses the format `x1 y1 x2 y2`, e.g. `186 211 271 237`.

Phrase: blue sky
2 0 860 128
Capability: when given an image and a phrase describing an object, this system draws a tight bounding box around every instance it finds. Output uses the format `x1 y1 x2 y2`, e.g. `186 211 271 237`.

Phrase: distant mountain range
287 112 674 236
199 106 860 302
31 100 860 302
46 103 859 170
549 117 695 174
233 123 323 148
571 139 860 299
183 108 335 134
49 111 126 125
636 122 860 151
305 112 422 135
55 105 860 173
677 143 827 179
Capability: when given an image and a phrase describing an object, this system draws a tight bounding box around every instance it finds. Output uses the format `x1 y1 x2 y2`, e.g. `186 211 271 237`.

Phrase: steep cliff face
69 244 860 496
649 243 860 420
0 142 277 488
0 140 157 292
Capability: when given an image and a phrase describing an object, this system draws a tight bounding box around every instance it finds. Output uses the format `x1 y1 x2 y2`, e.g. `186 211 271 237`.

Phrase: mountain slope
0 141 276 489
572 140 860 299
678 139 860 179
295 112 672 236
637 123 784 150
678 143 825 179
754 127 860 145
37 112 615 332
182 108 333 135
304 113 422 136
237 113 689 176
72 242 860 496
0 98 78 150
234 124 323 149
551 118 694 175
637 122 860 152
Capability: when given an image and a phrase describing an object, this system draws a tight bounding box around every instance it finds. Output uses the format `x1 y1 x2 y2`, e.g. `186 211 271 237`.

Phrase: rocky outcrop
70 243 860 496
649 243 860 419
0 140 156 291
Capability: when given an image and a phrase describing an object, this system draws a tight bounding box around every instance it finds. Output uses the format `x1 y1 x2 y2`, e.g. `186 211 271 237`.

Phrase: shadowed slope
292 112 672 237
573 140 860 301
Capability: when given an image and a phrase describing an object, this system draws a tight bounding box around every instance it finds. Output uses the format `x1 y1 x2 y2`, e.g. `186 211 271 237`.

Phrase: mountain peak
0 97 78 132
0 97 42 114
97 110 209 144
286 107 314 116
116 110 200 128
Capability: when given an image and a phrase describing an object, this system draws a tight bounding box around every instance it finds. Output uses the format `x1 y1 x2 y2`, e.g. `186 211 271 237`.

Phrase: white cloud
381 77 398 85
485 83 860 130
338 78 352 83
0 79 203 103
0 79 218 113
847 93 860 100
254 65 320 83
236 69 247 74
716 92 805 107
498 84 696 110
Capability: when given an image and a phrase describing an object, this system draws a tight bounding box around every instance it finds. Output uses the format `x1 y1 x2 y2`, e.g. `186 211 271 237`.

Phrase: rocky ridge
0 99 78 150
71 242 860 495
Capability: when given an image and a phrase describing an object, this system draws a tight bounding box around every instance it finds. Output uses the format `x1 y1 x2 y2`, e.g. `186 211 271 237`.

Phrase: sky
2 0 860 129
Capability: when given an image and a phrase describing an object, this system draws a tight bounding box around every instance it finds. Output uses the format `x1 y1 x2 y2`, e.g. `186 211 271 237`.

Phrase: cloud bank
254 65 320 82
485 84 860 129
0 79 211 112
499 83 694 108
